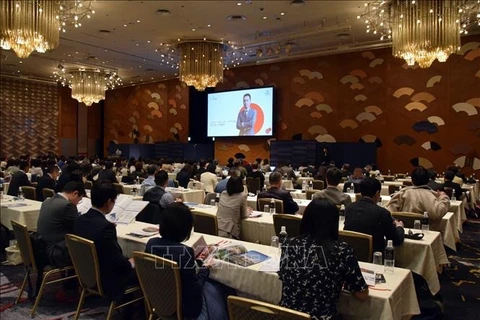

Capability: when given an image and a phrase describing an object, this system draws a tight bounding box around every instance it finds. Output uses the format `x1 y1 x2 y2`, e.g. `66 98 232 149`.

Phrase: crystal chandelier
54 67 122 106
0 0 94 59
178 41 224 91
358 0 480 68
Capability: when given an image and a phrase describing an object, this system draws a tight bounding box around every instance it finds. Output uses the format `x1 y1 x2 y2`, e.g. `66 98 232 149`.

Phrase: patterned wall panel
0 77 59 157
213 34 480 174
103 79 189 153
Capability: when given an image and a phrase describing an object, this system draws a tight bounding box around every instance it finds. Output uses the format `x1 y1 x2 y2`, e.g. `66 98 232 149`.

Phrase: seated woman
145 203 230 320
216 176 249 239
176 163 193 188
279 199 369 319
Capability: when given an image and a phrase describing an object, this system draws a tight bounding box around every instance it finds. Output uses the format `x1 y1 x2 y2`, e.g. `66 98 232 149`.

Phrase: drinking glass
414 220 421 230
270 236 279 248
373 251 383 281
264 204 270 212
210 199 216 206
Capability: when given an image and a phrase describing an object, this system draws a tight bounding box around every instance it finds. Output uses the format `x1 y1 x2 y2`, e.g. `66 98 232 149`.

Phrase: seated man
442 170 464 200
36 165 59 201
143 170 178 209
258 171 299 214
312 167 351 206
139 164 158 196
427 169 442 191
246 163 265 189
344 178 405 254
386 167 450 232
73 181 135 301
7 160 33 197
37 181 85 267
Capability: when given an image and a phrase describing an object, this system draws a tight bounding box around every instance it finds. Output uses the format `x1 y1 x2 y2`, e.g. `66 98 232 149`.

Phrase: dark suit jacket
73 208 132 300
258 187 299 214
36 174 56 201
427 180 443 191
442 181 463 199
7 171 32 196
344 197 404 254
176 171 191 188
98 169 117 183
236 107 257 135
145 237 209 319
247 171 265 188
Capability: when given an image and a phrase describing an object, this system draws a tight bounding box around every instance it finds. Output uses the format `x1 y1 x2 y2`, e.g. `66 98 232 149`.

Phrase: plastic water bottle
451 190 456 201
215 193 220 206
346 187 351 194
302 180 307 191
263 184 267 192
339 204 345 223
279 226 288 245
308 180 313 190
18 187 24 201
421 211 429 232
384 240 395 274
269 198 276 214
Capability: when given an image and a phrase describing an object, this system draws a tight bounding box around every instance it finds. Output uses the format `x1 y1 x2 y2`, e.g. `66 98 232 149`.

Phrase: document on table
1 202 29 208
109 195 149 224
259 257 280 272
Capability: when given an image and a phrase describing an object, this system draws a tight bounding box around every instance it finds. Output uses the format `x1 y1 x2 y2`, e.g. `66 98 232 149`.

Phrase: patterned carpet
0 219 479 319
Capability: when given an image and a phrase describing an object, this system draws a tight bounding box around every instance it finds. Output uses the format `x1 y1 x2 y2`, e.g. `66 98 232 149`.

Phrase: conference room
1 1 480 319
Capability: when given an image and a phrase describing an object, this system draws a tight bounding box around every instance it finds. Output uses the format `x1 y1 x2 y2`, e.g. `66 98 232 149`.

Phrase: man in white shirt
139 164 158 196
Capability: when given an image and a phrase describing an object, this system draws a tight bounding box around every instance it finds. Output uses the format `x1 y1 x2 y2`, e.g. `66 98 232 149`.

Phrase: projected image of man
236 93 257 136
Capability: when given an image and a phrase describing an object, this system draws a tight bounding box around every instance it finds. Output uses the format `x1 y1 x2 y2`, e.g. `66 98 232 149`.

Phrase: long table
121 184 205 203
116 221 420 320
0 196 42 231
191 205 448 295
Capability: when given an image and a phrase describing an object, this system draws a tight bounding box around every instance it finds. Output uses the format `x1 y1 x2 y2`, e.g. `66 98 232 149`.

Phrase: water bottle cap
281 226 286 232
387 240 393 246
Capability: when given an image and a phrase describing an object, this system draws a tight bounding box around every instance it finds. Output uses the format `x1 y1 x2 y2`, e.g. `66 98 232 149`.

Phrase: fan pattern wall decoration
0 77 59 157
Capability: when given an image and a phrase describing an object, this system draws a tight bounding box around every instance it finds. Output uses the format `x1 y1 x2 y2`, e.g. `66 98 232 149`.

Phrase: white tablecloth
166 187 205 204
116 222 420 320
0 196 42 231
450 200 467 233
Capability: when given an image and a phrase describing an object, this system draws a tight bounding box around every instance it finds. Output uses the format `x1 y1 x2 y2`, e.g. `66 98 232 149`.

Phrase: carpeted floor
1 219 479 319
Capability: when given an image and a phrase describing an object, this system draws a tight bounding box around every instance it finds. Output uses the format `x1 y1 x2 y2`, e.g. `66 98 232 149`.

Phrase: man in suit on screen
236 93 257 136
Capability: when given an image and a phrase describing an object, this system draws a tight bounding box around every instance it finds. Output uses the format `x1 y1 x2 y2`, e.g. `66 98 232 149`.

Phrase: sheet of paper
259 257 280 272
249 211 263 218
77 198 92 214
360 268 376 286
129 229 158 237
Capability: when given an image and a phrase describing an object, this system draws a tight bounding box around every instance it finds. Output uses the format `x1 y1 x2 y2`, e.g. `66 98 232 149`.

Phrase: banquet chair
42 188 55 200
355 193 362 202
443 187 453 199
258 198 284 214
11 220 77 318
388 185 401 195
21 186 36 200
403 181 413 187
84 180 93 190
391 212 424 229
133 252 183 320
113 183 124 194
204 192 217 205
192 211 218 236
395 173 406 179
246 177 261 195
228 296 311 320
305 189 320 200
65 234 143 320
339 230 372 262
272 214 302 238
312 180 324 190
383 175 395 182
187 180 204 190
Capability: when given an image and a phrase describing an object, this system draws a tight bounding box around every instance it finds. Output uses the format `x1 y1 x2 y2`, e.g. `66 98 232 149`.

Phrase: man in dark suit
443 170 464 200
427 169 442 191
258 172 299 214
7 160 33 197
246 163 265 189
37 181 85 267
36 165 59 201
344 177 405 254
97 161 117 183
73 181 134 301
236 93 257 136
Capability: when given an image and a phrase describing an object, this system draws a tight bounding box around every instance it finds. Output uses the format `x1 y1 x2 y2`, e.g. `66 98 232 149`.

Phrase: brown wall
0 77 59 157
213 35 480 174
103 79 189 153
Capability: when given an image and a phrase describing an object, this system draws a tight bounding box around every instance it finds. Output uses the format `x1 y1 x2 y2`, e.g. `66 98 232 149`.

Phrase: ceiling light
280 12 285 16
0 0 95 58
178 41 224 91
237 2 242 5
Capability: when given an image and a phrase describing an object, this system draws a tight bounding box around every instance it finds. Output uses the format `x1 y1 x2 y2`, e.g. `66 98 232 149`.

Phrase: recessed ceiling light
123 24 127 27
147 40 151 43
263 16 267 20
281 12 285 15
136 19 141 23
207 24 211 27
192 28 196 31
237 2 242 5
19 61 22 63
227 15 247 21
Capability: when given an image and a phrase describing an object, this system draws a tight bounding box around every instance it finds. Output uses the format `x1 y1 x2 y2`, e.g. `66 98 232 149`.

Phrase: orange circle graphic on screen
240 103 264 134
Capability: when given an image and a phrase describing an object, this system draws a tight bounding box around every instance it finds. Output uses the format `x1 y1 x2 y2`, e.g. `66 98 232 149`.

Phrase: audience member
7 160 33 197
443 170 464 200
217 176 249 239
36 165 59 201
97 161 117 183
246 163 265 188
279 199 368 319
386 167 450 231
215 169 239 194
139 164 158 196
312 167 351 206
200 163 218 193
145 203 230 319
427 169 442 191
176 163 193 188
257 172 299 214
344 178 404 254
37 181 85 267
143 170 178 210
